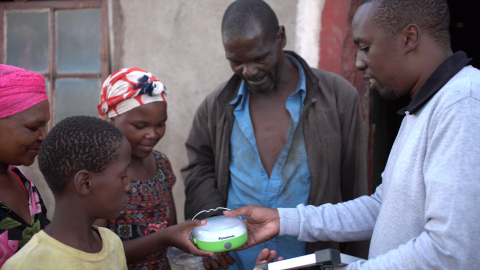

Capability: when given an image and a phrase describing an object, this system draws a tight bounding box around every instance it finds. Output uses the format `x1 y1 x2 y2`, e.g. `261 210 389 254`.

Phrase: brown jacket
182 51 369 257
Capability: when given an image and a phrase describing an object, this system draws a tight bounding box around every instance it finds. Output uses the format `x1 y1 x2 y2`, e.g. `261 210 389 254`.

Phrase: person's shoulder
448 66 480 98
96 226 124 247
152 149 168 160
309 67 342 81
197 79 232 111
95 226 127 264
193 80 228 115
208 80 230 100
194 77 238 122
309 67 358 97
307 67 360 112
436 66 480 108
96 226 118 239
1 233 43 269
202 73 243 106
152 150 172 166
8 166 30 185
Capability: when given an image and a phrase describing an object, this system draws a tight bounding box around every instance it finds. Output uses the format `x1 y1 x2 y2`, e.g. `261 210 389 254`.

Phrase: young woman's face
0 100 50 168
109 102 167 159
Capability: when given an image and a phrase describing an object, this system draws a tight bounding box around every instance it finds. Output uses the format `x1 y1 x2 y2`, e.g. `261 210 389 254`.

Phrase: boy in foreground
2 116 212 269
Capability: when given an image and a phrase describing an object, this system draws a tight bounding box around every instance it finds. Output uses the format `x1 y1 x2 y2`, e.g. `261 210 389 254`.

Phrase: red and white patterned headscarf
98 67 167 118
0 65 48 119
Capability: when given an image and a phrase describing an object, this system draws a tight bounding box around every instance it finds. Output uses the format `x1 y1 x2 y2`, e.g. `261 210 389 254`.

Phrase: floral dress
107 151 176 270
0 166 50 267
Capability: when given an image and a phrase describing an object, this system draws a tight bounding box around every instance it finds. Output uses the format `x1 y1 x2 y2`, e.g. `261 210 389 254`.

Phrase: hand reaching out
223 205 280 250
164 219 214 257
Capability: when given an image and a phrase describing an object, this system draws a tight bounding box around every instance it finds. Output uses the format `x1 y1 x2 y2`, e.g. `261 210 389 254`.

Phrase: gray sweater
279 65 480 269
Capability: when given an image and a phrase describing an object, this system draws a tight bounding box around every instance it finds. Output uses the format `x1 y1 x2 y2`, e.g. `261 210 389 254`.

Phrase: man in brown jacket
182 0 368 269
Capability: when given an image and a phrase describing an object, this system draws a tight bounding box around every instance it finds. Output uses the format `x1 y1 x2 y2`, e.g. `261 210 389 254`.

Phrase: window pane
54 78 100 124
56 9 101 74
6 11 49 73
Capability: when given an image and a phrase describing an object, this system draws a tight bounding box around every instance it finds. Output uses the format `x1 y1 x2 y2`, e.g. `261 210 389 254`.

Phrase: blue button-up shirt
226 55 312 270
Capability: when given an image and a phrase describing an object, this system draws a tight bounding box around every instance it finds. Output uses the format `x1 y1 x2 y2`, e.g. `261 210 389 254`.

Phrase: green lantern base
193 231 248 253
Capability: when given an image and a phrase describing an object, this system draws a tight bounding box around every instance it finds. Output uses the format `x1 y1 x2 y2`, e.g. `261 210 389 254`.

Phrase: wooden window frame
0 0 109 129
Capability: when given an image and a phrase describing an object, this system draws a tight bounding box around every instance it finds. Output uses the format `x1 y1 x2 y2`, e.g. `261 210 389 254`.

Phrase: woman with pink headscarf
0 65 50 267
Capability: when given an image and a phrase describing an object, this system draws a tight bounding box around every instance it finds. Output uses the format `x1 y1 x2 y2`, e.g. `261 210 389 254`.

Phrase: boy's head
38 116 131 218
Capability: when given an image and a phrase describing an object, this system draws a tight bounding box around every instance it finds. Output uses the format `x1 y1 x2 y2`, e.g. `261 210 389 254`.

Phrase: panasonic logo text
219 235 235 240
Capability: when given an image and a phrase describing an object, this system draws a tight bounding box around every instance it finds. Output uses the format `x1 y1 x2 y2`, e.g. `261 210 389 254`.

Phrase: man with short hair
226 0 480 269
182 0 369 269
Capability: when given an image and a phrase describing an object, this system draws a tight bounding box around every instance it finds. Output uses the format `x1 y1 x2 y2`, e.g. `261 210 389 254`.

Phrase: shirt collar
286 54 307 102
397 51 472 115
229 80 248 109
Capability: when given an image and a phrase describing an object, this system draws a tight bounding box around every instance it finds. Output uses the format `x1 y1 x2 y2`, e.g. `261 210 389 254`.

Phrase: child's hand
165 219 215 257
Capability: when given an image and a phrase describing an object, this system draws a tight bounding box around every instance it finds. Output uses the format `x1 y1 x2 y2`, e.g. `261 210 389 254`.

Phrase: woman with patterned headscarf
0 65 50 267
96 68 213 270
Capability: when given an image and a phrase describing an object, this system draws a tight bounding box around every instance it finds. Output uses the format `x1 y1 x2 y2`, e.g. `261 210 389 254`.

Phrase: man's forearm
279 192 380 243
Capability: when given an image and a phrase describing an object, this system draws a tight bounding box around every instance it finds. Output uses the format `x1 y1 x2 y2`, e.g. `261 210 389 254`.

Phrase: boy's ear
74 170 93 196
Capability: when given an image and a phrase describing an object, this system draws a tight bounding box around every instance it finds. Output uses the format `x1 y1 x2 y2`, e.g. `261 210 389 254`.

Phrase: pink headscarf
0 65 48 119
98 67 167 118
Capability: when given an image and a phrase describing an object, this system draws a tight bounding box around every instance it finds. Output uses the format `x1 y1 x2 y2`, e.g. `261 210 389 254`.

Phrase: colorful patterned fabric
0 64 48 119
98 67 167 118
107 151 176 270
0 166 50 268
